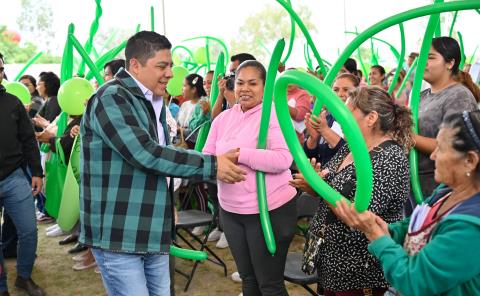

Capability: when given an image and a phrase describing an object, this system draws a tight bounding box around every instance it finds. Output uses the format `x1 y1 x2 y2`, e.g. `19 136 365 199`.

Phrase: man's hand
217 78 227 97
31 176 43 196
216 152 246 184
36 129 55 143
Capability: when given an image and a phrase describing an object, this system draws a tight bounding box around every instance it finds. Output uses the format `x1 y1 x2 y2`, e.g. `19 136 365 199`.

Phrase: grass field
3 223 315 296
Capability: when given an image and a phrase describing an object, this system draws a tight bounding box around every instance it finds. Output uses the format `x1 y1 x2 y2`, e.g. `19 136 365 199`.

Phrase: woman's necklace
337 135 391 172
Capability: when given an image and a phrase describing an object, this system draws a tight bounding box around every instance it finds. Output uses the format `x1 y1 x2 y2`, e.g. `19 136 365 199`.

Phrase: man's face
229 60 240 73
129 49 173 97
0 59 4 84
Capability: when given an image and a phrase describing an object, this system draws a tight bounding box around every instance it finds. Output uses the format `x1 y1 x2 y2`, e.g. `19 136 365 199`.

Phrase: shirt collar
126 70 154 102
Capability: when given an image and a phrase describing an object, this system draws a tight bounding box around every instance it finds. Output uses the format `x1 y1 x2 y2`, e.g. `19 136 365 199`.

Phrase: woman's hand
200 101 211 115
305 113 320 141
289 158 328 195
332 199 390 241
32 115 50 129
70 125 80 138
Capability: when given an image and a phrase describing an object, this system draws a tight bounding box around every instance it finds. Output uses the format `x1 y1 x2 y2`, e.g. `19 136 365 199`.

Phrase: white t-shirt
177 100 197 128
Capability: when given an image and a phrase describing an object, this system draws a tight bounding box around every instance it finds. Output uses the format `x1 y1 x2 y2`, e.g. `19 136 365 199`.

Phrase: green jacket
80 69 216 254
369 187 480 296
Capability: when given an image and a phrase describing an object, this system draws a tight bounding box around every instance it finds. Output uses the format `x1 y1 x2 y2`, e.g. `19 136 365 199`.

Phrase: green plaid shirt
79 69 216 254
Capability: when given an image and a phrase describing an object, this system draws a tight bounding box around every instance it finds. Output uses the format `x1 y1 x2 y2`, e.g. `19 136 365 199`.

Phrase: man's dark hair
236 60 266 86
104 59 126 76
231 53 256 64
39 72 60 97
125 31 172 70
0 52 4 63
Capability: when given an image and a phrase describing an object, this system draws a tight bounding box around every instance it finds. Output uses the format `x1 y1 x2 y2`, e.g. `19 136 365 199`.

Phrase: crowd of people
1 30 480 296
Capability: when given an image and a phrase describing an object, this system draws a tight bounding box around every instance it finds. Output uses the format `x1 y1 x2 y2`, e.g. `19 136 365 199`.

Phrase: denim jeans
92 248 170 296
0 168 38 293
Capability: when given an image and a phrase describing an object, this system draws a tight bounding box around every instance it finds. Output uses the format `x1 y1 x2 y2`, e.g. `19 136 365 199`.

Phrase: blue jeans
92 249 170 296
0 168 38 293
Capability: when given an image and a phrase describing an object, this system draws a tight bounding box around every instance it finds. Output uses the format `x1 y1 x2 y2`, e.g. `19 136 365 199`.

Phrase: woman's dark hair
334 73 360 87
19 74 39 96
344 58 358 76
443 111 480 153
432 37 461 76
235 60 266 86
185 74 207 97
371 65 386 76
432 36 480 102
348 86 414 152
442 110 480 174
39 71 60 97
104 59 125 76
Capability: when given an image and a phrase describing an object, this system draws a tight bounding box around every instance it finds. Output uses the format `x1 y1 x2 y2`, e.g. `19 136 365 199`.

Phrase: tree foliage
0 26 60 63
231 4 317 61
17 0 55 51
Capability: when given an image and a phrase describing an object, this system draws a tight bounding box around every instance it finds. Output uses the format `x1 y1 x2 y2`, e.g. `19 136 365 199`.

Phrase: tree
17 0 55 51
0 26 61 64
231 4 317 62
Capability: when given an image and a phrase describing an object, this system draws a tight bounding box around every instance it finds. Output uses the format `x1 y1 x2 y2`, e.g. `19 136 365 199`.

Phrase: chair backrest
296 193 321 219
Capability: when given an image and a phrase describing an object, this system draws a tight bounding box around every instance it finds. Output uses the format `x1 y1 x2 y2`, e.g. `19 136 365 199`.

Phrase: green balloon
166 66 189 96
58 77 95 115
5 81 31 104
172 53 181 66
1 79 9 87
274 70 373 212
169 245 208 260
194 47 207 65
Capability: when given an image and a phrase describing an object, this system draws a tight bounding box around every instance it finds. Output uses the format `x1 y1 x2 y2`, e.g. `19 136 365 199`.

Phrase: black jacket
0 85 43 180
38 96 61 123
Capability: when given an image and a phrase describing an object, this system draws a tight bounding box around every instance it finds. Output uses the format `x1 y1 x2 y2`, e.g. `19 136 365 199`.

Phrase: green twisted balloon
60 24 75 84
316 0 480 116
449 11 458 37
345 31 401 61
194 52 225 152
150 6 155 31
85 40 127 81
395 57 418 99
170 246 207 261
457 31 466 70
409 1 442 204
78 0 102 77
183 36 229 69
468 45 478 64
274 70 373 212
275 0 327 77
281 0 295 65
70 34 104 85
387 23 406 95
256 39 286 255
14 51 43 81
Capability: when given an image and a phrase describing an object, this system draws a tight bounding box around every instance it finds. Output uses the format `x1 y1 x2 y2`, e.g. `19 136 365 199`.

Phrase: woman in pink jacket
203 60 297 296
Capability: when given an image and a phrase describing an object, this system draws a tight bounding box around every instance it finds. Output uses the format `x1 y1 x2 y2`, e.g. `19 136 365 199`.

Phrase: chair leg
185 228 227 276
302 284 321 296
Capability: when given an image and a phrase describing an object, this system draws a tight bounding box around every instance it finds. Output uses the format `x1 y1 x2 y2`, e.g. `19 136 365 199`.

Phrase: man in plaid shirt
80 31 246 296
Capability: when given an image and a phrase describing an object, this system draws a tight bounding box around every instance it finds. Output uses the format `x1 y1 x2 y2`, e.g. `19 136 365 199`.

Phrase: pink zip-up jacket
203 103 297 214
